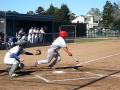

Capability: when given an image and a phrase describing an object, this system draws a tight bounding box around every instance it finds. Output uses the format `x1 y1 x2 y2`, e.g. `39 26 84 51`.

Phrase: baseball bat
71 56 79 63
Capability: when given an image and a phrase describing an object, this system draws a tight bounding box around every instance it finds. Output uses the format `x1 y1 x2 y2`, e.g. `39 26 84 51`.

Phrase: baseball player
32 27 36 44
4 40 34 78
34 31 72 70
17 28 25 40
34 28 39 44
28 27 33 43
39 27 45 43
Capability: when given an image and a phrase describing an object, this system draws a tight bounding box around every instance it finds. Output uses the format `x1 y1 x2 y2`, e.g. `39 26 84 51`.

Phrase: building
71 15 101 30
0 11 54 42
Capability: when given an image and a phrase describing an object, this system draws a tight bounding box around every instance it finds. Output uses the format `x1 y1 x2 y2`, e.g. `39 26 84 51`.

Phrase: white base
52 70 65 74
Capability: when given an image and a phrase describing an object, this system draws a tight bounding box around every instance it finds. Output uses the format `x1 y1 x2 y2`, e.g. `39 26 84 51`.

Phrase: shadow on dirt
16 70 36 77
72 70 120 90
0 70 7 74
0 69 35 77
27 65 83 71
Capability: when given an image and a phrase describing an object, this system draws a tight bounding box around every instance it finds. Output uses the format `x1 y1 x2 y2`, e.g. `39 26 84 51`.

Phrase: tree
28 4 74 22
59 4 70 22
53 8 62 21
46 4 55 16
112 3 120 21
102 1 114 28
69 13 76 21
7 10 19 14
51 4 71 22
87 8 102 16
36 6 45 15
112 2 120 31
26 11 35 15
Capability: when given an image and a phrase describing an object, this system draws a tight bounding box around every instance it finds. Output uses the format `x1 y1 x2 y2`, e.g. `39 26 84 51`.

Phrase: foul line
85 71 120 78
39 71 103 77
49 76 101 82
85 72 104 77
77 52 120 65
34 75 49 82
111 75 120 78
34 74 100 83
34 71 103 83
14 71 120 82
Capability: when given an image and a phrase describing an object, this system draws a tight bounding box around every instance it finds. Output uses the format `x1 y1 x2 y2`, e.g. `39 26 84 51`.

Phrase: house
71 15 101 30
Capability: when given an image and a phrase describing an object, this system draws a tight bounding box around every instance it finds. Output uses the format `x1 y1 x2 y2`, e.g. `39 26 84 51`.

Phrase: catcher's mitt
35 49 41 55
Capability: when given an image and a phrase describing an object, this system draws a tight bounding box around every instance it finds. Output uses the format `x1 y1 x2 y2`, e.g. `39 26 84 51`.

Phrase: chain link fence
86 29 120 38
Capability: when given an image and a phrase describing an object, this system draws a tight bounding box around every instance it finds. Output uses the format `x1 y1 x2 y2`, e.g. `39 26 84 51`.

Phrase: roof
0 11 54 21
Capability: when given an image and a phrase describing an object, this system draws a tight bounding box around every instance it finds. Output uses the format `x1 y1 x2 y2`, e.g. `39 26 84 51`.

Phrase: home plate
52 70 65 74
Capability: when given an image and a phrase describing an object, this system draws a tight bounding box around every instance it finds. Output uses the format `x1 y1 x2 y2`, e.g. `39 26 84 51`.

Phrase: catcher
4 40 34 78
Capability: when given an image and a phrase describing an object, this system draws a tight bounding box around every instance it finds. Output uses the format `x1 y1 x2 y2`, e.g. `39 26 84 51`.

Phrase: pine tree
102 1 114 28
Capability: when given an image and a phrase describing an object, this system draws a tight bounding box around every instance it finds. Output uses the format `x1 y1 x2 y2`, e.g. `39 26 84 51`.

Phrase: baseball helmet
59 31 68 38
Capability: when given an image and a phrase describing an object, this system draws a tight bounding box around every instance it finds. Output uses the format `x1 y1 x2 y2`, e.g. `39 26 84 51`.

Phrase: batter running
35 31 72 69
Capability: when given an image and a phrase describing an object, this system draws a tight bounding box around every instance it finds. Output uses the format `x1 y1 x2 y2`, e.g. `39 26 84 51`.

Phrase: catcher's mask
16 40 26 48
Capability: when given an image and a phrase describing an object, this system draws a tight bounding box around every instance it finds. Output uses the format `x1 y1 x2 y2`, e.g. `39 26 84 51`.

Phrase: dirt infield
0 39 120 90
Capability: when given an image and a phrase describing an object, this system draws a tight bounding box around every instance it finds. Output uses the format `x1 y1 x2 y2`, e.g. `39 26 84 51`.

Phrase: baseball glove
35 49 41 55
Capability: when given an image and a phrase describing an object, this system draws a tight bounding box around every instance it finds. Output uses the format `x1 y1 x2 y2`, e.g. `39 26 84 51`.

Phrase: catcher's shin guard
9 64 18 77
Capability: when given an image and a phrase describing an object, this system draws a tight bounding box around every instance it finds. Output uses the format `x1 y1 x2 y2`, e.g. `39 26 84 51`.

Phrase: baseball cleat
9 73 18 78
48 66 56 71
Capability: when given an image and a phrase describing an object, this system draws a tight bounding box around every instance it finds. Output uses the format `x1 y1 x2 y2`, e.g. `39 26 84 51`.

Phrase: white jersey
4 45 24 64
37 36 66 65
50 36 67 50
40 28 45 34
28 28 33 34
5 46 20 58
28 28 33 43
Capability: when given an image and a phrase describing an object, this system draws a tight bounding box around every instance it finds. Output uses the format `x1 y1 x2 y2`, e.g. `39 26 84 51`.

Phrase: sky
0 0 119 16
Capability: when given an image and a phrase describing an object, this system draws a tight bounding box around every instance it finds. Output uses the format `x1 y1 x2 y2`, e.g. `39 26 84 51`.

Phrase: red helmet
59 31 68 38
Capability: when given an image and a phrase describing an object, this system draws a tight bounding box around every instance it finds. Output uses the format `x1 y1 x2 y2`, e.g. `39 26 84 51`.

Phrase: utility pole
4 11 6 42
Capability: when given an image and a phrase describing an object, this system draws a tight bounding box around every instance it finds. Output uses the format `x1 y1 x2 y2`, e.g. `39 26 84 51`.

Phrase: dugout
0 11 54 42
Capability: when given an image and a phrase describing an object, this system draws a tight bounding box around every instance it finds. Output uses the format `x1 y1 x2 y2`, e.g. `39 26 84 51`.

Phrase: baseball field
0 39 120 90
